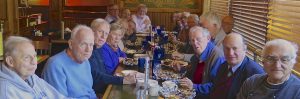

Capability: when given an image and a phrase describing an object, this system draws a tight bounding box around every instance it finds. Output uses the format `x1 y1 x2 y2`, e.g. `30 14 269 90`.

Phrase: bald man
222 16 234 34
180 33 264 99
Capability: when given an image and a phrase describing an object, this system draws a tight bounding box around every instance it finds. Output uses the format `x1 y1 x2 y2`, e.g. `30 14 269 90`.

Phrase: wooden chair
32 40 50 55
32 39 51 77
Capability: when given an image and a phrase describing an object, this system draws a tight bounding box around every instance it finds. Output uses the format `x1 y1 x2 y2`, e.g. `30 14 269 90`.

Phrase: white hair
263 39 298 64
4 36 32 57
71 25 93 40
189 26 210 37
90 18 110 32
202 11 221 30
137 4 147 10
188 14 200 25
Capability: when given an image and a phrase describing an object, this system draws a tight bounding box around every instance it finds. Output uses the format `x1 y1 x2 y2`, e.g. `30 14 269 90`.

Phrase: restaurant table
102 63 164 99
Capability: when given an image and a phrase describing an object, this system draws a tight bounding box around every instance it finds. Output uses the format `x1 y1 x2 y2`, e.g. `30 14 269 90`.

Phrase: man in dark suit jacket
180 33 264 99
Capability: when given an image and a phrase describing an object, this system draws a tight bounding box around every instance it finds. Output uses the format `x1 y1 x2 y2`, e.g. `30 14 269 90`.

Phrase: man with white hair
201 11 226 49
178 26 225 95
88 18 136 95
0 36 67 98
180 33 264 99
42 25 97 98
237 39 300 99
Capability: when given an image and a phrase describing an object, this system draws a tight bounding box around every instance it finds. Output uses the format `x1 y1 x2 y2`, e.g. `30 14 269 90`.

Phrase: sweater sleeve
42 59 68 96
236 75 256 99
193 82 213 97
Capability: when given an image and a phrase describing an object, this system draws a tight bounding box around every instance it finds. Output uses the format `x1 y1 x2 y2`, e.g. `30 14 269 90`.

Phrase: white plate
121 70 137 76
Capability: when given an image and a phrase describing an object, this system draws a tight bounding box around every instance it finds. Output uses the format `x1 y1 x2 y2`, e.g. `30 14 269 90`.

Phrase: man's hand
123 73 136 84
119 57 125 63
179 77 193 90
172 51 184 60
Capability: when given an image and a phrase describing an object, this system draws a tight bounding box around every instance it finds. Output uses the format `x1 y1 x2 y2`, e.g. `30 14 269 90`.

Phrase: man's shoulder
242 57 264 72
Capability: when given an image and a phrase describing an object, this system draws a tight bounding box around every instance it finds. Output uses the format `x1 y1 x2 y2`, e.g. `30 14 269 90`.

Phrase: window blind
210 0 230 18
267 0 300 75
230 0 269 59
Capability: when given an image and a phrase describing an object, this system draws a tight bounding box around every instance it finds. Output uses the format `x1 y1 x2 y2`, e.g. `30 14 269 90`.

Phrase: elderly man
105 4 120 23
222 16 234 34
171 14 200 61
132 4 151 33
180 33 264 99
237 39 300 99
0 36 67 98
201 11 226 49
42 25 97 98
88 18 136 94
178 26 225 88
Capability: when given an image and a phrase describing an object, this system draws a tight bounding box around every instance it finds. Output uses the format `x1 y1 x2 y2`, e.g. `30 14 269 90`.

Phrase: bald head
223 33 247 66
69 25 94 63
222 16 234 34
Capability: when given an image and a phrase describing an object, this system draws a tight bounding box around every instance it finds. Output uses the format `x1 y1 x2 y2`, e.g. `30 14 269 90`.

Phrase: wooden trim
128 8 201 13
102 84 112 99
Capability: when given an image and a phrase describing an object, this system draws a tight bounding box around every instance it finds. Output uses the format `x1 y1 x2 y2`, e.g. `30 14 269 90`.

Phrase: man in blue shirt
42 25 97 99
88 18 136 94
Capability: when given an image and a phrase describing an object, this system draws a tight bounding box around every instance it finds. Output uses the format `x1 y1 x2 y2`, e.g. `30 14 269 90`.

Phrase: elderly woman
120 8 132 21
237 39 300 99
88 18 136 95
101 23 127 75
132 4 151 33
0 36 67 98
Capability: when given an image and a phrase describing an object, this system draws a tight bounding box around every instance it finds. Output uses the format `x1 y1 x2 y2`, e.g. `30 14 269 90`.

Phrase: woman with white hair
101 23 127 75
131 4 151 33
237 39 300 99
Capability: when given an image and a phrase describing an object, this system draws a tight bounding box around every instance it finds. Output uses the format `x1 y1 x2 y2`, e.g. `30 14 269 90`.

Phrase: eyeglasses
263 56 294 65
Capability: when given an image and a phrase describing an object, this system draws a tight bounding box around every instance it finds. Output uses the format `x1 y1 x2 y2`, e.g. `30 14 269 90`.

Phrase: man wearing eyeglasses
237 39 300 99
105 4 120 24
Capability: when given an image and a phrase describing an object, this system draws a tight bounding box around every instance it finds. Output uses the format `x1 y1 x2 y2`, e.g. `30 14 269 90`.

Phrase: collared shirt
212 29 226 49
105 14 119 23
229 58 244 73
132 14 151 33
101 43 126 75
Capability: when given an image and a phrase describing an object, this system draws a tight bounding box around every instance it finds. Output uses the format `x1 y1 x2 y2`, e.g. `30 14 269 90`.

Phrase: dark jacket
211 56 264 99
88 46 123 94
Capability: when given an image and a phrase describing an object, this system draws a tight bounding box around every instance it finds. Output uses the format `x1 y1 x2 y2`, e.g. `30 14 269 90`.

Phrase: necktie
227 67 233 77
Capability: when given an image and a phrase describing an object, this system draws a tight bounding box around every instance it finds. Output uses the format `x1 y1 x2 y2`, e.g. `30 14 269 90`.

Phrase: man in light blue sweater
42 25 97 99
0 36 68 99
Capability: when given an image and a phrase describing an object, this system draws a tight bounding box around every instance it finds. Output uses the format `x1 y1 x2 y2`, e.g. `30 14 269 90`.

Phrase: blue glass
153 47 165 60
138 58 146 73
152 60 161 80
